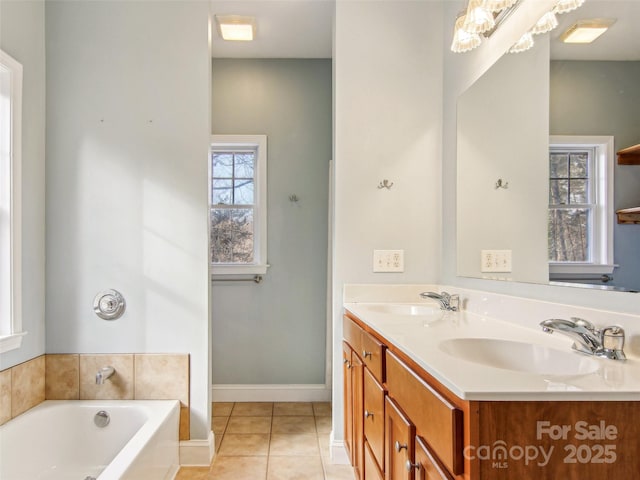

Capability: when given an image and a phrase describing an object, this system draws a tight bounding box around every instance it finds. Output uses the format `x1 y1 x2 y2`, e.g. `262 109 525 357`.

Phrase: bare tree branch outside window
210 150 256 264
548 150 592 262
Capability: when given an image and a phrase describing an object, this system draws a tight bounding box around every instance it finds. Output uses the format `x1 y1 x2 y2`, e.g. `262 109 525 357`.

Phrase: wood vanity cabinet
344 316 387 480
344 310 640 480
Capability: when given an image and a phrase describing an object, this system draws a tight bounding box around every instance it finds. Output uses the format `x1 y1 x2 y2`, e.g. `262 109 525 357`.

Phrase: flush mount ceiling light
451 13 483 53
215 15 256 41
560 18 616 44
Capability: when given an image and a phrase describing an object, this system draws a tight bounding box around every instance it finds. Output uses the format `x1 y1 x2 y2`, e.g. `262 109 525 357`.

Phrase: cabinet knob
364 410 374 419
406 460 420 472
395 441 408 453
362 350 372 359
343 359 351 369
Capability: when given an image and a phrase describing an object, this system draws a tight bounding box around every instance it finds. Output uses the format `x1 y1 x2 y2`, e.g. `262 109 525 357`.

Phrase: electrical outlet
480 250 512 273
373 249 404 273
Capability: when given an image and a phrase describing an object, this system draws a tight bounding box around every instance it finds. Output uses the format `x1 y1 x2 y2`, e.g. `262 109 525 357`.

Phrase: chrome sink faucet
419 291 460 312
96 366 116 384
540 318 626 360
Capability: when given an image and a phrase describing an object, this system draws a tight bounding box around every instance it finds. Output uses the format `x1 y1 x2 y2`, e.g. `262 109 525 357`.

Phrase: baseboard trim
211 384 331 402
179 431 215 466
329 431 350 465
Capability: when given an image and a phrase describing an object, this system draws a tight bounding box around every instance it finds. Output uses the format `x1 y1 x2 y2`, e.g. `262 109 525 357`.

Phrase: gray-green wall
550 61 640 291
211 59 331 385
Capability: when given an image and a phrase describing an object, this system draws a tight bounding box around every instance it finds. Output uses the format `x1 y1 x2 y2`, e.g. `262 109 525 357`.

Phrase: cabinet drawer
385 397 415 480
344 315 363 353
413 436 454 480
364 440 384 480
362 330 385 383
364 367 386 471
385 351 463 476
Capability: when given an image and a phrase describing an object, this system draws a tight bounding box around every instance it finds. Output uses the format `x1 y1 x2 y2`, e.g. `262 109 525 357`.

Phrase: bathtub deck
176 402 353 480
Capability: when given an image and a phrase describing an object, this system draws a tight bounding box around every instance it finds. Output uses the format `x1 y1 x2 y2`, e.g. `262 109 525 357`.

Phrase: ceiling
550 0 640 60
209 1 639 61
210 0 334 58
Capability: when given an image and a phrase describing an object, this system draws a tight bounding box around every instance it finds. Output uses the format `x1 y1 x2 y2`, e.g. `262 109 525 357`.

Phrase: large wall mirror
457 0 640 293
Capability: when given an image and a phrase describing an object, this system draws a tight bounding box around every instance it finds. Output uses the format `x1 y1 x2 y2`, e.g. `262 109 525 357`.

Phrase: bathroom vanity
342 286 640 480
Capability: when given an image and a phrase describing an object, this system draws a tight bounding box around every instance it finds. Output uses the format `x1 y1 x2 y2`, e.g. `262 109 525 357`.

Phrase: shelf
616 207 640 224
617 144 640 165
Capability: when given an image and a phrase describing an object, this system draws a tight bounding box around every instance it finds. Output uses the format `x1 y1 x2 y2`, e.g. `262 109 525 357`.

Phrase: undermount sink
363 304 440 316
439 338 601 376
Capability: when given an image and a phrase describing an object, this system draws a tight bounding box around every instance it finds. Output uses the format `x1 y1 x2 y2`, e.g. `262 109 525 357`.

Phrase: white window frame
0 50 26 353
210 135 268 276
549 135 615 276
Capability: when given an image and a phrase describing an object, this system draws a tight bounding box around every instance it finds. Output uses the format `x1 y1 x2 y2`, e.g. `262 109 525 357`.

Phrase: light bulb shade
451 15 482 53
554 0 585 15
509 31 534 53
480 0 518 13
463 0 496 34
531 11 558 35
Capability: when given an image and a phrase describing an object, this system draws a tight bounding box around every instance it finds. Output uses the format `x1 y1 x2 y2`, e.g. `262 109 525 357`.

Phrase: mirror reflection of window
548 147 594 263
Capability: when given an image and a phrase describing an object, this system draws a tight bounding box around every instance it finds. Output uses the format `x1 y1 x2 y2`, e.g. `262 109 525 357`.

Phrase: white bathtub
0 400 180 480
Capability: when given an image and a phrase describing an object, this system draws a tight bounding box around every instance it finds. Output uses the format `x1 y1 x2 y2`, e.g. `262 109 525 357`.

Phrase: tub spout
96 366 115 384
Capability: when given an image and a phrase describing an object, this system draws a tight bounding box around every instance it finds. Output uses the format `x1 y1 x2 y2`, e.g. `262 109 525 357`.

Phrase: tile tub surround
176 401 355 480
344 284 640 400
0 356 46 424
0 353 190 439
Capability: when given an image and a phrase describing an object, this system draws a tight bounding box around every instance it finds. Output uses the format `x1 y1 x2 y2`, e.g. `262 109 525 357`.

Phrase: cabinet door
352 353 365 480
412 436 454 480
343 341 354 464
364 367 386 471
385 397 415 480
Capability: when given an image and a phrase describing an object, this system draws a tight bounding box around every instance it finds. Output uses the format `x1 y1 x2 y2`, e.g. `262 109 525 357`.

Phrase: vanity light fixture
560 18 616 44
509 31 534 53
451 13 483 53
463 0 496 34
553 0 585 15
482 0 518 13
451 0 521 53
215 15 256 41
531 11 558 35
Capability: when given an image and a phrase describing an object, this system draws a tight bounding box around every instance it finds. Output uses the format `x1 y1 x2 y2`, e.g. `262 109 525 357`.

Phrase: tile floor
176 402 356 480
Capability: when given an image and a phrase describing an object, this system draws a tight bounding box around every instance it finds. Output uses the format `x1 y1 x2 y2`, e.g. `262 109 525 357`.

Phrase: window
0 49 25 353
210 135 267 275
548 136 614 277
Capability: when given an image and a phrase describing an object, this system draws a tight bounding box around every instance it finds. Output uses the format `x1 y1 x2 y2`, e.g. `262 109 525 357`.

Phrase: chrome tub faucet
540 318 626 360
96 366 116 384
419 291 460 312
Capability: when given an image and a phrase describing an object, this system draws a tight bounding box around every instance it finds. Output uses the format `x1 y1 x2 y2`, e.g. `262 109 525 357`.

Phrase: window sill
210 264 270 276
549 263 616 275
0 331 27 354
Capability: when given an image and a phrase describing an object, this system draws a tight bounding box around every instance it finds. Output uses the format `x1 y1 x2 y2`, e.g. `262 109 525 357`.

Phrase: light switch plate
373 250 404 273
481 250 512 273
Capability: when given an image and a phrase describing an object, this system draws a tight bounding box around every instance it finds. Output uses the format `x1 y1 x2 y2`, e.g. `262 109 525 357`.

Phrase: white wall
332 0 444 442
45 1 212 439
0 0 46 370
457 39 549 284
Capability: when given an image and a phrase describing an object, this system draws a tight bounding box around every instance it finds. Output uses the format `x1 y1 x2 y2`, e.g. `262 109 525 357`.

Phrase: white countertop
344 298 640 401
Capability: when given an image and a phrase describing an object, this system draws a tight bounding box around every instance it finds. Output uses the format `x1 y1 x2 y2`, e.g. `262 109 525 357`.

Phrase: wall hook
377 179 394 190
289 194 299 202
495 178 509 189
